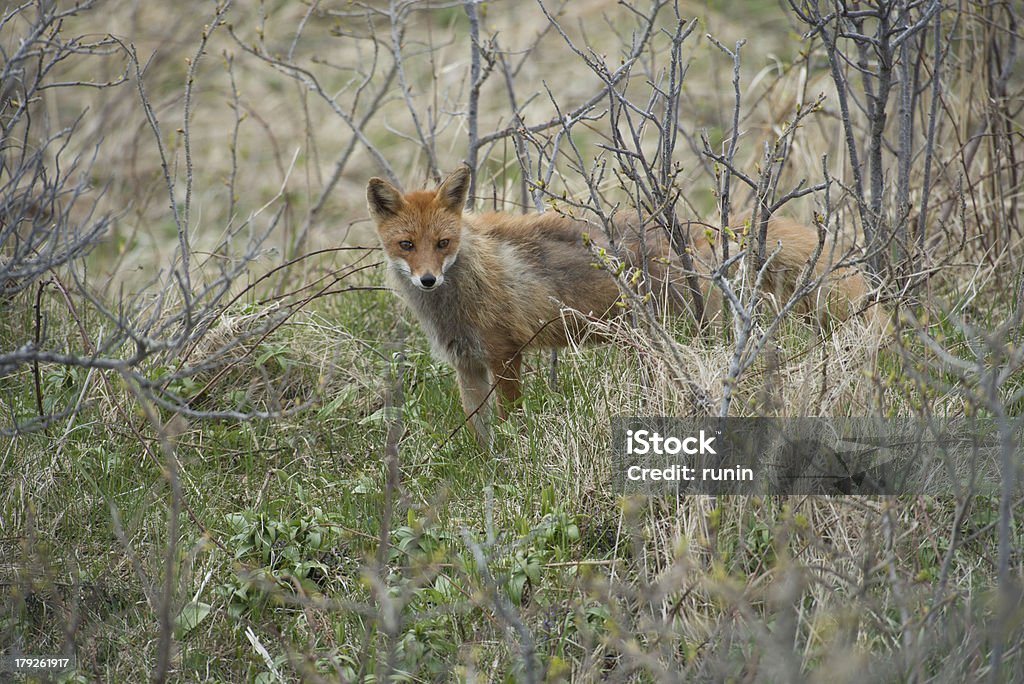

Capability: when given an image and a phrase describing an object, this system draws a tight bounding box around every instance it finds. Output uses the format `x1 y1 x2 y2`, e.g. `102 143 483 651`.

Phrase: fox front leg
492 353 523 420
456 362 493 448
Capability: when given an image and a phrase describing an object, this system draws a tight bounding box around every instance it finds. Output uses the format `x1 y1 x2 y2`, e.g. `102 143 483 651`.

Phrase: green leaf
508 573 527 605
318 386 357 419
175 600 213 638
359 405 401 425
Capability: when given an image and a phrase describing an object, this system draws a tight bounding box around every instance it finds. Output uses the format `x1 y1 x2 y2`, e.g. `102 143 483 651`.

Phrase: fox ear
436 165 471 213
367 178 404 222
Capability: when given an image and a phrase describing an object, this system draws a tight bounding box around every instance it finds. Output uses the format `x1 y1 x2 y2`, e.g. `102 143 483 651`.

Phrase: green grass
3 273 1021 681
3 0 1023 679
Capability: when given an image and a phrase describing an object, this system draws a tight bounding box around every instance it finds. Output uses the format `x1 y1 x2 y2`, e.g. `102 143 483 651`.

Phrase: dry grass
2 0 1022 681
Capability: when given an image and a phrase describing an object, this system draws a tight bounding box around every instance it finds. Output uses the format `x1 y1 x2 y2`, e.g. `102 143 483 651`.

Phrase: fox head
366 165 471 291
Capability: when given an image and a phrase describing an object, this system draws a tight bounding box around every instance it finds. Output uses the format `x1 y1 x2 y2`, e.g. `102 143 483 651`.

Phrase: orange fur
367 166 879 445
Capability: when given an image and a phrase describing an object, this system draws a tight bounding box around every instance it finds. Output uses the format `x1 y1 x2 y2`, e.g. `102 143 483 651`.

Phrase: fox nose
419 273 437 288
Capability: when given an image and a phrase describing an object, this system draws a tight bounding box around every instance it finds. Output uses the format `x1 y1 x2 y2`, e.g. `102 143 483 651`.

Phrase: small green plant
217 504 342 618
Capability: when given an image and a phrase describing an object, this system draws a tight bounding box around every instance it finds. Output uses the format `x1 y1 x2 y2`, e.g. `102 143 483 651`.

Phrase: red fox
367 165 876 444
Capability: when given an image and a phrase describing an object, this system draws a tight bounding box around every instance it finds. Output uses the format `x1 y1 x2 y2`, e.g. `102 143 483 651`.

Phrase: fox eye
398 240 414 251
437 239 449 249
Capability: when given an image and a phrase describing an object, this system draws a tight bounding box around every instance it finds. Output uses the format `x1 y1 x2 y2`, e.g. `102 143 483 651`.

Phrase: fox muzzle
416 273 439 289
